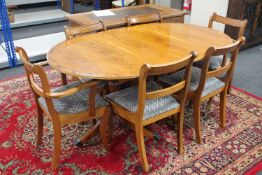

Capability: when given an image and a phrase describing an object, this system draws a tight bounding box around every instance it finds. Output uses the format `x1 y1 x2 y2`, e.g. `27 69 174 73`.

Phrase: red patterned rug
0 70 261 175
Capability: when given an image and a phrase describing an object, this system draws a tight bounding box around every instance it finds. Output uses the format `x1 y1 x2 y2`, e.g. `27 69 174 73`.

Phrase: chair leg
107 112 114 143
134 124 149 172
99 107 111 150
36 104 44 145
177 112 184 154
51 127 62 171
172 114 177 126
193 99 202 144
61 73 67 85
227 79 232 94
220 91 227 128
204 97 213 116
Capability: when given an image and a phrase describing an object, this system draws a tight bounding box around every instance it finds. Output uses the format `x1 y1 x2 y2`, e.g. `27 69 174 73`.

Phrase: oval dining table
47 23 233 80
47 23 234 145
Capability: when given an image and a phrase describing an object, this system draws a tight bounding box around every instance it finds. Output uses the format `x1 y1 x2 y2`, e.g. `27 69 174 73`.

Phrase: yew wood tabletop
47 23 233 80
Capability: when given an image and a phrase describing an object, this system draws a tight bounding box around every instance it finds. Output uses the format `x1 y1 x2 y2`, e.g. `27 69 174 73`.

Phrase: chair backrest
136 52 198 117
126 12 163 26
64 20 107 40
208 12 248 38
196 37 245 97
16 47 51 97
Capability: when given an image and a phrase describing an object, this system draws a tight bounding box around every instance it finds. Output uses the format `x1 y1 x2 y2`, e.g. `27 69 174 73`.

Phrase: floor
0 44 261 97
232 45 262 97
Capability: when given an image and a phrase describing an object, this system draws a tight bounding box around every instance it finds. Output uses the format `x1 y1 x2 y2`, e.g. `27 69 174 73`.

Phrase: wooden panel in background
225 0 262 49
66 4 186 28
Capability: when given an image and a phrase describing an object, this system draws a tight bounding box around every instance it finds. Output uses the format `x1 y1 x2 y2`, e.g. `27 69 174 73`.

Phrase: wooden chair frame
106 52 197 172
188 37 245 144
126 12 163 26
16 47 111 170
64 20 107 40
208 12 248 39
208 13 247 91
62 20 107 85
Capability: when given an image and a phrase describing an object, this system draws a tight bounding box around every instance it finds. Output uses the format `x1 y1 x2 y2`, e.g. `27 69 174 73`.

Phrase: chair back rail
16 47 51 97
16 47 59 118
126 12 163 26
136 51 198 117
196 37 246 96
208 12 248 38
146 81 185 100
64 20 107 40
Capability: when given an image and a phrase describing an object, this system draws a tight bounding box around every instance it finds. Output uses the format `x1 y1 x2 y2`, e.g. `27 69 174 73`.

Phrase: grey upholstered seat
38 81 108 115
194 55 229 71
159 67 225 97
105 81 180 120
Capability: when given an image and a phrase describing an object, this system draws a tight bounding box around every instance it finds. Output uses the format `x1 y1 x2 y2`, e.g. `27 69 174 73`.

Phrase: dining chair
16 47 111 170
64 20 107 40
105 52 197 172
194 13 248 71
112 0 136 8
194 13 247 111
126 12 163 26
62 20 107 85
159 37 245 144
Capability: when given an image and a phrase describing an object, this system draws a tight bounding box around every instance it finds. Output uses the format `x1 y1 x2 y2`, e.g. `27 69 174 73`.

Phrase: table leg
75 121 100 146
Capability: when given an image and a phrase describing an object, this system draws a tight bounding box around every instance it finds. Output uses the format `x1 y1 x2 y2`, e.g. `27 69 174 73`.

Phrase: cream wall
190 0 229 31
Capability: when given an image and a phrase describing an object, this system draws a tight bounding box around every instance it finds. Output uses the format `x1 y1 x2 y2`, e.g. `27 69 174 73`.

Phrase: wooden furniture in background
160 37 245 144
16 47 111 170
225 0 262 49
66 4 186 28
105 52 197 172
126 12 162 26
47 23 233 80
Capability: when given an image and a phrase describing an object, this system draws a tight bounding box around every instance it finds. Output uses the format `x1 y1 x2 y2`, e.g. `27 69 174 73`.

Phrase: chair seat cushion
105 81 180 120
194 55 229 71
112 0 136 7
159 67 225 97
38 81 108 115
